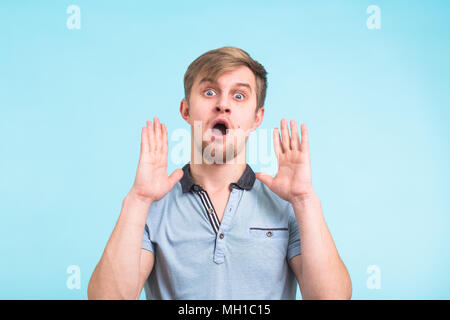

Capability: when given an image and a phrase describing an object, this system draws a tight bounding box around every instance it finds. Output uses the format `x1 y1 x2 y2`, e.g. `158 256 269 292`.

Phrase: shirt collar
180 162 256 193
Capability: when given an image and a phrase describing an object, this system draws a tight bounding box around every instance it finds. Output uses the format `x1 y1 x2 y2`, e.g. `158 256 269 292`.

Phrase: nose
215 104 231 114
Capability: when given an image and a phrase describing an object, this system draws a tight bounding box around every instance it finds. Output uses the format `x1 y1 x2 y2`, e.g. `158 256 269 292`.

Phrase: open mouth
212 122 228 136
210 119 230 137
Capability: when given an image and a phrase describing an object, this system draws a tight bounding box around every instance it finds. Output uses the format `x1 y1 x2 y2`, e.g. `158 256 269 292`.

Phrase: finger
280 118 290 152
290 119 300 151
154 116 161 152
168 168 184 188
255 172 274 190
140 126 150 157
273 128 282 156
161 123 168 158
300 123 310 153
147 120 155 152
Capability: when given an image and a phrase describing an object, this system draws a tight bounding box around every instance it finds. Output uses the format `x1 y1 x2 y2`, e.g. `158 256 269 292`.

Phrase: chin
200 141 245 165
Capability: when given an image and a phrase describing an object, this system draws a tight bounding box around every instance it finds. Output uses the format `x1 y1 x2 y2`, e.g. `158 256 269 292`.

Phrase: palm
256 119 314 203
131 117 183 202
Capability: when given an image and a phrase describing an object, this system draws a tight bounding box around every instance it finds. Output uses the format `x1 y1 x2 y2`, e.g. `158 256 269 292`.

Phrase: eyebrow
198 77 252 93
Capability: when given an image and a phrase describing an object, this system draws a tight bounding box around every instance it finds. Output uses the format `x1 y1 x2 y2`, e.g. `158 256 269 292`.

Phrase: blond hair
183 46 268 111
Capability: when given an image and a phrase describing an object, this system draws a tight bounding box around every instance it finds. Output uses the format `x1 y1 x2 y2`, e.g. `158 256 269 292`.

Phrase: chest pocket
248 227 289 239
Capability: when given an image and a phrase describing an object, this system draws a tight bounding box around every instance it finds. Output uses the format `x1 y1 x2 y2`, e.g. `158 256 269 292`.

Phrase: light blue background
1 0 449 299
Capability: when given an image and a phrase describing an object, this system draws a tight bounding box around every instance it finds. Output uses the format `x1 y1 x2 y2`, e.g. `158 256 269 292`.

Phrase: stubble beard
193 133 248 165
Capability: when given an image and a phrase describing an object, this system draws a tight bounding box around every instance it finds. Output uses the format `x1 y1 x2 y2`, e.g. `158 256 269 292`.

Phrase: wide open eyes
203 89 245 101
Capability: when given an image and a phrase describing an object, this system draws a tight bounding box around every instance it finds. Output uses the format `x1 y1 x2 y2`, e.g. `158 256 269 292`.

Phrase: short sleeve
286 202 301 260
141 198 164 253
142 223 155 253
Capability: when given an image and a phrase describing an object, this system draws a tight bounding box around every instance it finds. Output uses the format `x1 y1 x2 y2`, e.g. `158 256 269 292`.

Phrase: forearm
291 193 352 299
88 192 152 299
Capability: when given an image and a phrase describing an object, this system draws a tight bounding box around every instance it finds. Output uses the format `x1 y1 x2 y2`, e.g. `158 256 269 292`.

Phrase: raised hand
129 117 184 203
255 119 315 203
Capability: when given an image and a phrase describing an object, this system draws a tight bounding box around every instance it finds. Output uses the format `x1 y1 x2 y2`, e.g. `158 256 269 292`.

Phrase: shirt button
219 233 224 239
266 231 273 237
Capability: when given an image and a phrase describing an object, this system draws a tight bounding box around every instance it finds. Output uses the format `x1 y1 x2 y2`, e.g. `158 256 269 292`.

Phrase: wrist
119 190 153 226
289 191 319 206
126 189 154 206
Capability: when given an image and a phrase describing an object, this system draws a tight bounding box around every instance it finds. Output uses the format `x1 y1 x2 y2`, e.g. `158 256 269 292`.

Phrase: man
87 47 352 300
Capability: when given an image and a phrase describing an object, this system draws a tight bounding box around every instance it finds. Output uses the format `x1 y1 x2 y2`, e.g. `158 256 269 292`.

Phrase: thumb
255 172 274 189
168 168 184 188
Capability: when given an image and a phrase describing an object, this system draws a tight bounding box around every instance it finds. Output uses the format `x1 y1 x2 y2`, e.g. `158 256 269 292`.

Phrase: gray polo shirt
141 162 302 299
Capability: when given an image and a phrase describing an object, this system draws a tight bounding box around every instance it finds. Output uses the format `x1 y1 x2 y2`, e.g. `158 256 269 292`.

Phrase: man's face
180 66 264 164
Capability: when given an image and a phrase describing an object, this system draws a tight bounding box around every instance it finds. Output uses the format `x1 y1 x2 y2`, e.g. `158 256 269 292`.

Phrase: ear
179 99 190 123
251 106 265 131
